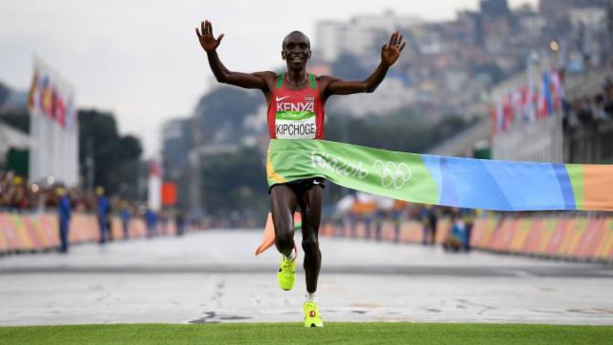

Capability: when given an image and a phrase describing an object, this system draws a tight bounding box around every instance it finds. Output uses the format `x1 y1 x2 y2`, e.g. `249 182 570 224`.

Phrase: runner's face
282 34 310 69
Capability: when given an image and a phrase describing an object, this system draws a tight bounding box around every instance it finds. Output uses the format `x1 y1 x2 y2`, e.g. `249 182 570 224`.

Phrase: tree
193 86 261 145
331 53 370 80
201 146 268 218
0 82 11 106
0 82 30 133
78 109 143 197
0 112 29 133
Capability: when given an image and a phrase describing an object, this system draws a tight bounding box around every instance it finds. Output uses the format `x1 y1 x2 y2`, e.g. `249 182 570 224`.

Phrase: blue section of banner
443 157 512 210
439 157 459 206
426 155 574 211
480 160 566 210
423 155 574 211
553 164 576 210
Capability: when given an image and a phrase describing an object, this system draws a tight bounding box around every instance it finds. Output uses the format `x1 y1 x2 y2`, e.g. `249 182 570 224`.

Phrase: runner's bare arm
323 31 405 96
195 20 271 90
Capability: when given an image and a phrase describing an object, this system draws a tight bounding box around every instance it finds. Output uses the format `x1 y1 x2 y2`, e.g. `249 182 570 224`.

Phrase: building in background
161 118 192 210
315 11 423 63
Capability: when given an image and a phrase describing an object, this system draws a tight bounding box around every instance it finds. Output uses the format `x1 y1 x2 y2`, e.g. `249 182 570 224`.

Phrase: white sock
285 250 296 261
305 292 316 302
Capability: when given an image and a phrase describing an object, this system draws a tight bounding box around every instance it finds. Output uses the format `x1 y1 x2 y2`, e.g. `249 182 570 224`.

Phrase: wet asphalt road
0 230 611 326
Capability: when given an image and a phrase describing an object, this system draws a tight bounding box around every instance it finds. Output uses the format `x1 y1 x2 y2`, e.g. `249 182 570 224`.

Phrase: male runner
196 20 405 327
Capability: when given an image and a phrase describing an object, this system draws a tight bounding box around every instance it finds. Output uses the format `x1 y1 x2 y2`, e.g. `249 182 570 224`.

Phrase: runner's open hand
381 32 405 67
195 20 225 53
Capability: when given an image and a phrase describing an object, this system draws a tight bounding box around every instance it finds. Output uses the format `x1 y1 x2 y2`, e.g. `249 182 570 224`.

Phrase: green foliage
0 112 30 134
0 82 30 132
194 87 262 145
0 323 612 345
0 82 10 105
0 82 30 133
78 109 142 197
331 53 370 80
0 106 142 198
326 110 477 153
202 146 268 217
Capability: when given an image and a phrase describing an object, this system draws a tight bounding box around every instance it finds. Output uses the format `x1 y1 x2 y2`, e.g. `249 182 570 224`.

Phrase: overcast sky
0 0 537 157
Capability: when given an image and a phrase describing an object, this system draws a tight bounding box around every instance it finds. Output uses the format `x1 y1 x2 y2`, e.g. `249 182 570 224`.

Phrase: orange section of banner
595 218 613 260
489 218 517 252
0 214 14 252
39 214 60 247
583 165 613 211
131 218 147 238
544 218 570 256
520 218 544 254
559 217 588 258
472 217 498 248
573 217 601 259
399 222 420 243
111 217 123 240
27 216 50 249
69 214 86 243
9 214 35 252
0 213 196 254
22 216 44 251
380 221 394 241
322 214 613 262
509 218 531 253
436 219 451 244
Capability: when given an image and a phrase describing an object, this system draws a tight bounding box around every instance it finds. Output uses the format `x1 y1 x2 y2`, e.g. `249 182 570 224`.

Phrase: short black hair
282 31 310 49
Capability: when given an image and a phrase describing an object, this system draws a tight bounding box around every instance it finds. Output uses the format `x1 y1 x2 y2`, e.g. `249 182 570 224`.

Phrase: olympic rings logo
373 160 412 189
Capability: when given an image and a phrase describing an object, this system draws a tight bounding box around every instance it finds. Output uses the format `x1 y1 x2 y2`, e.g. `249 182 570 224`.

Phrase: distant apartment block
315 11 423 62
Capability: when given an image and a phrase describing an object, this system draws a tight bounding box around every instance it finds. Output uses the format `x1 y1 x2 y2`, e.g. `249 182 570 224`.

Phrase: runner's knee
275 230 294 249
302 236 319 253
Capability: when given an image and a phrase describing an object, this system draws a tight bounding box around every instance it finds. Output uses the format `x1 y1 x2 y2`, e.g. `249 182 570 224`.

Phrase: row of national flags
26 57 79 187
491 68 564 133
27 60 77 130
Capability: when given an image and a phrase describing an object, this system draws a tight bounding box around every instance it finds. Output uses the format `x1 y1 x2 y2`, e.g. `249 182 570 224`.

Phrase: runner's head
282 31 311 71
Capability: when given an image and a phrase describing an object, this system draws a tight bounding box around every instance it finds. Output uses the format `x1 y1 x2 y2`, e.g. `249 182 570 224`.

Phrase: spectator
442 210 467 253
96 186 110 244
57 187 71 253
459 208 476 251
145 206 158 238
576 97 594 125
594 94 605 118
176 208 186 236
120 202 131 240
420 205 437 245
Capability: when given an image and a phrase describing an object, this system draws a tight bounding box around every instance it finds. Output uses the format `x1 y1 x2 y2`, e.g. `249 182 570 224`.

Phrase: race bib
275 111 316 139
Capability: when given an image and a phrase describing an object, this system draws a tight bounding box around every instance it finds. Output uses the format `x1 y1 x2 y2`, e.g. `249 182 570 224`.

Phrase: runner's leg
270 185 298 257
298 186 323 293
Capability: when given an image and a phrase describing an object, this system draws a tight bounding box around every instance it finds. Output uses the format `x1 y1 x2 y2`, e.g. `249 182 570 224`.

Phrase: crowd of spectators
1 169 191 234
1 170 96 212
0 171 30 210
564 77 613 129
0 170 130 215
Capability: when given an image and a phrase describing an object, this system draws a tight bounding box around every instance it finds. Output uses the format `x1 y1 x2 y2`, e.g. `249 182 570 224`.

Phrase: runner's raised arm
322 31 405 97
195 20 271 90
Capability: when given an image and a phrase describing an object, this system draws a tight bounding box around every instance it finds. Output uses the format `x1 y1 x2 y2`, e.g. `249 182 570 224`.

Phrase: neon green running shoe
277 254 296 291
303 301 324 328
